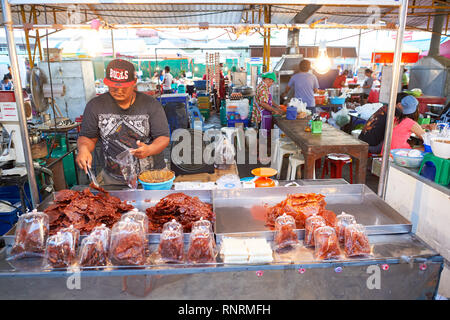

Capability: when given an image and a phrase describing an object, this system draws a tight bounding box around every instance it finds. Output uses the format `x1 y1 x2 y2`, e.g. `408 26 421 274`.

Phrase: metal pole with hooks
1 0 40 208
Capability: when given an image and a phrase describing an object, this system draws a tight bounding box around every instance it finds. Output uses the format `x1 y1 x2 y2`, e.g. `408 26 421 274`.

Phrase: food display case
0 182 443 299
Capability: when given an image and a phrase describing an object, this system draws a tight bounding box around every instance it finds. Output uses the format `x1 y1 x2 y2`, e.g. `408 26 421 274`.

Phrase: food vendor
332 70 349 89
76 59 170 186
361 68 374 105
251 71 283 131
282 59 319 113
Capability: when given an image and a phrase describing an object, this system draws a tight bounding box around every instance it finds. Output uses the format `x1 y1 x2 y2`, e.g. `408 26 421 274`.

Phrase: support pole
111 29 116 58
32 6 43 61
2 0 40 208
20 5 33 66
377 0 408 199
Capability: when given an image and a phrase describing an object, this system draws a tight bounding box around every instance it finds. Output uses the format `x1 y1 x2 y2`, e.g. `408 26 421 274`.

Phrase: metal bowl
428 104 445 114
326 88 341 98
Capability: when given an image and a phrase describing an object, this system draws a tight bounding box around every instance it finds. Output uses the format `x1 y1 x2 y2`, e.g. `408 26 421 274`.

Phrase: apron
259 92 273 134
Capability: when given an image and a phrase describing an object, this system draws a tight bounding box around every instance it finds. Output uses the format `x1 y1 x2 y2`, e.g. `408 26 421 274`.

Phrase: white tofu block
221 238 248 256
223 255 249 264
245 238 273 256
248 255 273 264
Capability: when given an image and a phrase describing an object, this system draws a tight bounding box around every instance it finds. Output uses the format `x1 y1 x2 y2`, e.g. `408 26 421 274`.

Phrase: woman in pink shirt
390 94 425 150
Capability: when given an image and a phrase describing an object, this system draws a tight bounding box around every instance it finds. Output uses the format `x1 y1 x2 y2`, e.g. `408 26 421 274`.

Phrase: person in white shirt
162 66 173 93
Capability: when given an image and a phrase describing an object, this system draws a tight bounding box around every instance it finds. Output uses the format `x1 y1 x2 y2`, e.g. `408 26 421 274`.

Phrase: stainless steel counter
0 182 444 299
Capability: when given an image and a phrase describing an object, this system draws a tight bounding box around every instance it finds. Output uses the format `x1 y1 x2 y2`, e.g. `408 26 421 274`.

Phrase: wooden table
274 118 369 184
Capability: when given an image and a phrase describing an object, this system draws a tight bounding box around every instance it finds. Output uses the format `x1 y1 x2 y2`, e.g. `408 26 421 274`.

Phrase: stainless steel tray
35 189 212 244
213 184 412 243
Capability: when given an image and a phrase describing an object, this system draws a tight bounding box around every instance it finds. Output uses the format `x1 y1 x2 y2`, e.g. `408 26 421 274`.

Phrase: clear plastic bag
162 219 183 233
314 226 340 260
192 218 216 252
45 225 79 268
344 223 371 257
9 209 49 260
336 212 356 243
187 227 216 263
109 218 147 266
121 209 148 234
116 149 138 189
159 220 184 263
214 135 236 169
274 213 299 251
304 215 326 247
79 224 111 267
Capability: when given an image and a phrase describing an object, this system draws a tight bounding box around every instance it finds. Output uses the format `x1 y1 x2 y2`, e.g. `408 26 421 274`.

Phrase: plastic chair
287 153 305 180
271 142 299 179
321 153 353 184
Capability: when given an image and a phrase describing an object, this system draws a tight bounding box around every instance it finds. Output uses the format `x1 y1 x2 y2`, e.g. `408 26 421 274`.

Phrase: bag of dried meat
344 223 371 257
121 209 148 234
162 218 183 233
192 218 216 251
336 212 356 244
187 227 216 264
109 218 147 266
9 209 49 260
274 213 299 251
304 215 326 247
79 224 111 267
45 225 79 268
158 220 184 263
313 226 340 260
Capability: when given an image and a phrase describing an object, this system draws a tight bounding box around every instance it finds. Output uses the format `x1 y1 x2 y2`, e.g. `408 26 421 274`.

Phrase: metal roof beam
291 4 322 23
7 1 402 6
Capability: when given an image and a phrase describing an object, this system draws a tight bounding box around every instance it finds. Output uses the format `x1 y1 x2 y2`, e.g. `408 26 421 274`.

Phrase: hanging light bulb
313 41 332 74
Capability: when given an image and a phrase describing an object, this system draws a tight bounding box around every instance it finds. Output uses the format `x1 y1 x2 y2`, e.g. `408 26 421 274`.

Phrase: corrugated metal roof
0 1 447 30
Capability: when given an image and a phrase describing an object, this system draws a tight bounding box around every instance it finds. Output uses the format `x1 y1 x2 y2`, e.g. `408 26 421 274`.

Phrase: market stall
0 0 447 300
0 182 443 299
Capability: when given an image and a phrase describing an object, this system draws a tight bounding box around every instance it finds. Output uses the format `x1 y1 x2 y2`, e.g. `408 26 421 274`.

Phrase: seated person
359 92 412 154
389 95 425 150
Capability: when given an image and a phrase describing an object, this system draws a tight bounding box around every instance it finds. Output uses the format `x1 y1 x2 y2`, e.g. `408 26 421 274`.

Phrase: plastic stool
272 143 299 179
418 153 450 186
321 153 353 184
287 154 305 180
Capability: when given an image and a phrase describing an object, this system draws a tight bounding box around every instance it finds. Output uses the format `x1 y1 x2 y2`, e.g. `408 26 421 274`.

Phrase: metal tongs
87 166 99 188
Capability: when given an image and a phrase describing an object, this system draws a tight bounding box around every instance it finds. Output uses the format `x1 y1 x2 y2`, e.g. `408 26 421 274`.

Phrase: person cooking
251 71 283 130
76 59 170 186
333 69 349 89
282 59 319 114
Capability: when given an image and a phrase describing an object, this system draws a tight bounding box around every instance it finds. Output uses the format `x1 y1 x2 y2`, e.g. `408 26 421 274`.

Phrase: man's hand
130 140 152 159
76 148 93 173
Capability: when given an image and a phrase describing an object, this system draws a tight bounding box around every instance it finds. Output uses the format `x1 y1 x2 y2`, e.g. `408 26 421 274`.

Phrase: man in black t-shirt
77 59 170 185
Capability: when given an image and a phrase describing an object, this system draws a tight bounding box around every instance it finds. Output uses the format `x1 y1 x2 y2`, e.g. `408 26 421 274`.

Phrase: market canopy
0 0 444 31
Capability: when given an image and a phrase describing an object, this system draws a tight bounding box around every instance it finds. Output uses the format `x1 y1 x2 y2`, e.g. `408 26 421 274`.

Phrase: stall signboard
0 102 18 122
372 52 420 64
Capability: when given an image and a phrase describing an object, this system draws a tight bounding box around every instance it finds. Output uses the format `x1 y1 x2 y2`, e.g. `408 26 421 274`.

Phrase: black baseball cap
104 59 136 88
